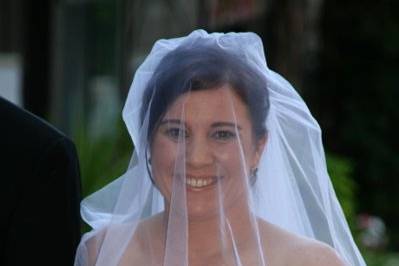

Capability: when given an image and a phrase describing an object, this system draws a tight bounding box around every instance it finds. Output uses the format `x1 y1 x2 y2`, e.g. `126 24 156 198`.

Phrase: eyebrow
211 122 242 130
160 119 241 130
159 119 184 126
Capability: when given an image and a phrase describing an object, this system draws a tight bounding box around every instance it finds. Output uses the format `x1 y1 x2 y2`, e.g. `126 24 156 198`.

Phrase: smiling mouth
185 176 219 188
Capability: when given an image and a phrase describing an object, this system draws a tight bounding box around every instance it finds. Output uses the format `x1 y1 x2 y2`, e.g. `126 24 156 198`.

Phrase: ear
252 134 267 168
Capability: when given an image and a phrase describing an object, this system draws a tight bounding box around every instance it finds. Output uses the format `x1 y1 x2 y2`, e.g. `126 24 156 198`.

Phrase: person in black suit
0 96 81 266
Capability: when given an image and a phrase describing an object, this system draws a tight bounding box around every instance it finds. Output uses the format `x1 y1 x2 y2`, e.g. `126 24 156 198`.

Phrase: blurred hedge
327 154 356 226
75 117 131 197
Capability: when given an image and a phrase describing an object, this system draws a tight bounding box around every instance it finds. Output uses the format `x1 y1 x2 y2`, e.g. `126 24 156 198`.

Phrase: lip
185 175 221 190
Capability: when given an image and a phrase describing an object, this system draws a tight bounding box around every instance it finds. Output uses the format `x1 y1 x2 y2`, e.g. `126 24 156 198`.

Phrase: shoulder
257 219 347 266
288 238 347 266
82 222 149 266
1 97 76 179
0 96 67 143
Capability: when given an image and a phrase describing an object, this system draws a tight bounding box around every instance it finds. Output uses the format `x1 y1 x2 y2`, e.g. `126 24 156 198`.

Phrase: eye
164 127 188 140
211 130 236 141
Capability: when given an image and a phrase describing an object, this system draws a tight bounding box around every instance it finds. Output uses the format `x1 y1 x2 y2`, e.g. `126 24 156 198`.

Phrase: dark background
1 0 398 263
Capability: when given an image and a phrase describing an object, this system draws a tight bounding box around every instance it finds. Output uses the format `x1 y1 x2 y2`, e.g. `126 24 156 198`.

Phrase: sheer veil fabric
75 30 366 266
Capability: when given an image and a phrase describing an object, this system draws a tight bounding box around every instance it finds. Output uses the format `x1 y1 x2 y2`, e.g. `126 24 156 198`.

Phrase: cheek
216 149 244 174
212 142 254 208
214 138 255 175
150 136 178 193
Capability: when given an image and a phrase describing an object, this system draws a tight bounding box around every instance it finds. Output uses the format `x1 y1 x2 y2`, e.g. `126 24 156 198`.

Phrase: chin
186 196 228 222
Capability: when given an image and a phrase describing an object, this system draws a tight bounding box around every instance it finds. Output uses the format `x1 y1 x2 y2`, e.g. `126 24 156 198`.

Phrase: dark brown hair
141 43 270 142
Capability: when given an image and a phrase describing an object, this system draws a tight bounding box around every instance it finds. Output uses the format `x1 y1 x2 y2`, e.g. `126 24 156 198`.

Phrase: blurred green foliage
363 250 399 266
326 154 399 265
75 117 131 197
326 154 356 226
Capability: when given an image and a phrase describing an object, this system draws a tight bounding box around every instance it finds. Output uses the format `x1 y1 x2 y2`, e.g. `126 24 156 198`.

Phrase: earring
250 167 258 185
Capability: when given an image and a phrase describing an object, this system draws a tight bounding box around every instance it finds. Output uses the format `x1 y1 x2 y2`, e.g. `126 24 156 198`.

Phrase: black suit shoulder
0 97 81 266
0 96 78 191
0 96 68 153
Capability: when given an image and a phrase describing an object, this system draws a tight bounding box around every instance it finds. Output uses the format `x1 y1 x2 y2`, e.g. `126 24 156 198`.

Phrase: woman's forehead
163 86 250 124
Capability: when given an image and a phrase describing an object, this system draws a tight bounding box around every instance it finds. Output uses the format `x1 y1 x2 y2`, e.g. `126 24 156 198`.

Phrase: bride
75 30 366 266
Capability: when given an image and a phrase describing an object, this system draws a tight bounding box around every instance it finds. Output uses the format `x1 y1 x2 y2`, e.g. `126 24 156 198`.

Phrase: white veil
75 30 366 266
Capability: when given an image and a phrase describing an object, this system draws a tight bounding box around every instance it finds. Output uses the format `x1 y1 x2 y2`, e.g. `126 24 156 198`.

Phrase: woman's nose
186 137 213 168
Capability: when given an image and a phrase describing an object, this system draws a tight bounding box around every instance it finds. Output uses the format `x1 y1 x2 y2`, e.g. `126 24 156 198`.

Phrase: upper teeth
186 178 213 188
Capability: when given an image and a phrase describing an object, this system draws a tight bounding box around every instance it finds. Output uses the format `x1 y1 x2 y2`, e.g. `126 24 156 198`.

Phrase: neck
162 197 260 261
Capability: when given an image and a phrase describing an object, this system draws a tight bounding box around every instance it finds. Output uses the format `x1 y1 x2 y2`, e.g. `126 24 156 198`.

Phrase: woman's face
150 85 266 219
